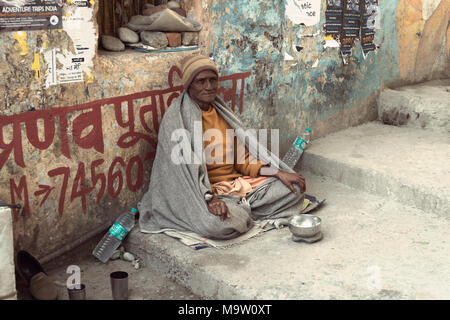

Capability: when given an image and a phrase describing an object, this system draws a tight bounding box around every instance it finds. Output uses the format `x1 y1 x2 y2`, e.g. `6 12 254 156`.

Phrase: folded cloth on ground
144 194 325 249
302 194 326 214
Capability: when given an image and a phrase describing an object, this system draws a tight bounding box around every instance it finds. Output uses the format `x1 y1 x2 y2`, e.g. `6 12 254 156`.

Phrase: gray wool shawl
138 92 295 236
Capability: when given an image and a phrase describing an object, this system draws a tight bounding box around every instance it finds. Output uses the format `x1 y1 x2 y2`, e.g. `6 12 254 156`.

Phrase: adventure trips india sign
0 0 63 31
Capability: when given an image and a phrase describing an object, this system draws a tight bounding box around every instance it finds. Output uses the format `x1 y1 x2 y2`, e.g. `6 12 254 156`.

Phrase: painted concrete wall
208 0 449 155
0 0 448 261
0 1 205 261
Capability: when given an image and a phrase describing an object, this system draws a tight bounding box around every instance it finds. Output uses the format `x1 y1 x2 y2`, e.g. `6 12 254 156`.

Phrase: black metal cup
110 271 128 300
67 284 86 300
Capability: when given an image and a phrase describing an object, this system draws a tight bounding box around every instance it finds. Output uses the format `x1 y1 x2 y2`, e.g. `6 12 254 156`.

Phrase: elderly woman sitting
138 55 306 240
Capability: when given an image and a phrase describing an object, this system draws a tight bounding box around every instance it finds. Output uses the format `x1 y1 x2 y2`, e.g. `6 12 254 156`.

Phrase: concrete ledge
126 229 245 299
301 121 450 217
124 172 450 300
378 79 450 132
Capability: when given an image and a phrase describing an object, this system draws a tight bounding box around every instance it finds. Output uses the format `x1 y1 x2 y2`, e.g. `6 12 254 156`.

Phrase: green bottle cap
306 128 312 133
131 208 138 214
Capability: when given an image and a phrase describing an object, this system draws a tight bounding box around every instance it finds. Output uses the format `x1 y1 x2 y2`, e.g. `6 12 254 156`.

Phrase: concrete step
378 79 450 132
124 172 450 300
300 121 450 217
38 232 200 300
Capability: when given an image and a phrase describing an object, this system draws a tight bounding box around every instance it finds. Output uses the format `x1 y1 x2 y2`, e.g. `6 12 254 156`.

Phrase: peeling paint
13 31 29 56
86 72 94 83
31 53 41 84
284 51 295 60
312 58 319 68
211 0 448 145
210 0 406 150
41 34 48 50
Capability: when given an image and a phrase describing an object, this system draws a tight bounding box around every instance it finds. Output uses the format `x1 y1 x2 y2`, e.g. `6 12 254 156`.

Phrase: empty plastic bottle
92 208 138 263
282 128 312 169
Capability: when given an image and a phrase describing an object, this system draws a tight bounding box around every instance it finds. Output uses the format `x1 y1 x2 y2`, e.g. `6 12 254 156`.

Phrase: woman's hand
274 171 306 194
207 196 231 221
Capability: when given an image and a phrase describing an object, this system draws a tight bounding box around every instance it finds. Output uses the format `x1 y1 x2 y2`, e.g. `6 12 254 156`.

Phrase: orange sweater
202 105 266 184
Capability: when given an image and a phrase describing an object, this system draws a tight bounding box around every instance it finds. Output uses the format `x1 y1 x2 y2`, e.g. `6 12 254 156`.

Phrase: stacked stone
101 1 201 52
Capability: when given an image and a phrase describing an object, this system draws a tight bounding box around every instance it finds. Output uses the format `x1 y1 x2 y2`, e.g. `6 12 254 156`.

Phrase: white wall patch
422 0 442 20
285 0 321 26
284 51 295 61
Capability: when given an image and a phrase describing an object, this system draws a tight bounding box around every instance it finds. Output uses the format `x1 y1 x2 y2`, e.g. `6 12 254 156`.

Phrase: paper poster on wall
324 0 379 58
57 10 89 84
360 0 378 56
44 1 95 87
324 0 342 38
285 0 321 26
0 0 62 32
339 0 361 56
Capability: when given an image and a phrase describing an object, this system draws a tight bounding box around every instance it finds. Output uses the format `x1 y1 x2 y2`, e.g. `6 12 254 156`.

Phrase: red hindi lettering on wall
1 67 250 217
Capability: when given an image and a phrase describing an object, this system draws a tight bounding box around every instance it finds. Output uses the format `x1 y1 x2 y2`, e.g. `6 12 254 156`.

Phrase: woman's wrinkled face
188 70 219 107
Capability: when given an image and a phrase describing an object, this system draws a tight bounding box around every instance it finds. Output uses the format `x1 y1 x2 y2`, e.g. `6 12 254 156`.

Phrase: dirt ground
15 233 200 300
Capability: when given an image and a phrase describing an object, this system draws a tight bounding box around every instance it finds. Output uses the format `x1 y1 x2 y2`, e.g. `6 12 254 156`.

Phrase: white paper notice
285 0 321 26
44 3 96 87
58 5 95 84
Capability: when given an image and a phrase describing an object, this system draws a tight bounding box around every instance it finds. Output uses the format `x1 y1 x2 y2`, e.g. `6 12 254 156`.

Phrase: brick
165 32 182 47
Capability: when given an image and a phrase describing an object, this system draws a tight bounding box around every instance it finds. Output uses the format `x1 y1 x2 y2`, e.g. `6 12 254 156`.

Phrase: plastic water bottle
282 128 311 169
92 208 138 263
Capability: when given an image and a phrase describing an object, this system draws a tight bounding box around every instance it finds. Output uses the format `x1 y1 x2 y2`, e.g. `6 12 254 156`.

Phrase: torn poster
324 0 379 57
360 0 378 56
284 51 295 61
285 0 321 26
44 1 95 87
0 0 63 32
324 0 343 39
340 0 361 56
